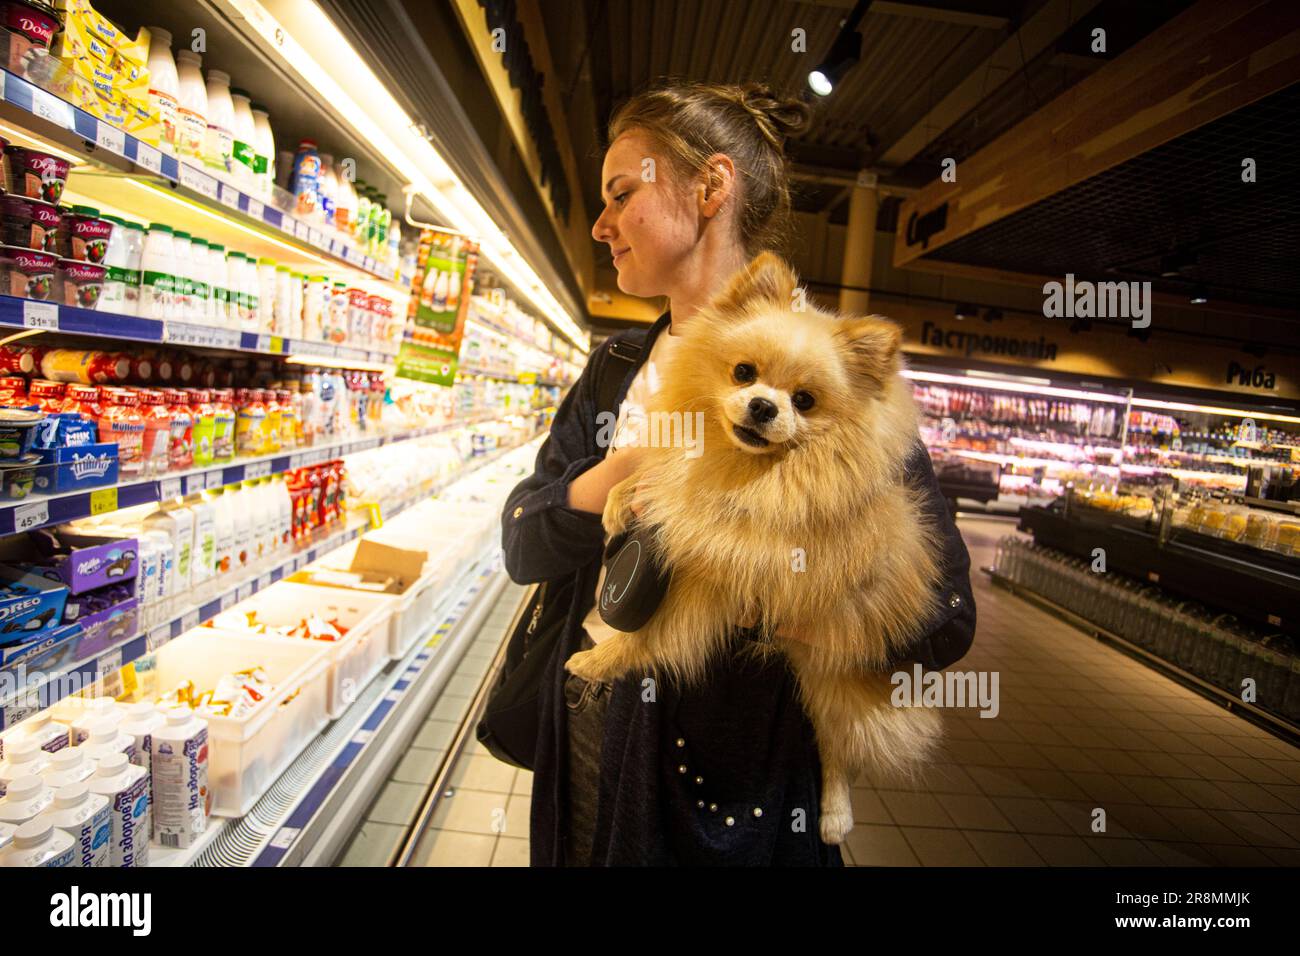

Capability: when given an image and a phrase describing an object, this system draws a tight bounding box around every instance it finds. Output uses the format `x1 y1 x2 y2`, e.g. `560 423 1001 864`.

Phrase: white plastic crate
152 629 331 817
222 582 393 719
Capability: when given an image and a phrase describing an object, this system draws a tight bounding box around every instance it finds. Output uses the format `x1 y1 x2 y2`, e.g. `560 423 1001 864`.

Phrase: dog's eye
792 390 815 411
733 363 756 383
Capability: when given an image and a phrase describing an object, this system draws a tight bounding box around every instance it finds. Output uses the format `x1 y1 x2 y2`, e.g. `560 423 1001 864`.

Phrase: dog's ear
834 315 902 392
711 252 799 316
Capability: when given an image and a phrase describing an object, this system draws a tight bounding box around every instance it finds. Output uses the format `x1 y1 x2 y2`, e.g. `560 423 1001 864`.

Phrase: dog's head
661 252 904 458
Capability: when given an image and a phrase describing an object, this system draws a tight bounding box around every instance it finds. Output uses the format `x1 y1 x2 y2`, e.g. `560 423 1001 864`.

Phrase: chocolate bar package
20 530 138 594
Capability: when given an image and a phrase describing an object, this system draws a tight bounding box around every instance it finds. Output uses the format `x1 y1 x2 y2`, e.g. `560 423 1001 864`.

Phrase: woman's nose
592 207 615 243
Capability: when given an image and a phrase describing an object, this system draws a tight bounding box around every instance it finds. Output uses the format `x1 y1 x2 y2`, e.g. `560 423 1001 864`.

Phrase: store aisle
393 518 1300 867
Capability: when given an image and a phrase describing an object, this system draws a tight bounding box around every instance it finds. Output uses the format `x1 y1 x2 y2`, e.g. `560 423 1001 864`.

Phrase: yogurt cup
1 195 61 252
0 454 42 499
0 246 57 299
0 408 43 459
0 1 59 50
56 258 106 309
4 146 69 203
57 206 114 263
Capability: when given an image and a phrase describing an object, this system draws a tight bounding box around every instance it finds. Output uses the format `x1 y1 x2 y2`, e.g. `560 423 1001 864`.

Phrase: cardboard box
33 443 119 493
349 537 427 590
26 533 139 594
287 567 400 595
72 596 137 659
0 568 69 639
0 622 80 675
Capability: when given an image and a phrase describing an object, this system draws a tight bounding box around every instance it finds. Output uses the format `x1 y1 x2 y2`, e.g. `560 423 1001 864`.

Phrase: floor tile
843 824 921 866
899 827 984 866
418 829 497 866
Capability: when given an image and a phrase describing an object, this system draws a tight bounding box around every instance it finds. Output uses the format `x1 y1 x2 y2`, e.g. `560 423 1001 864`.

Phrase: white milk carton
152 709 209 848
87 753 150 867
0 818 76 867
0 774 55 827
0 711 69 761
41 748 96 789
0 739 52 797
38 782 111 867
70 697 122 746
79 715 138 766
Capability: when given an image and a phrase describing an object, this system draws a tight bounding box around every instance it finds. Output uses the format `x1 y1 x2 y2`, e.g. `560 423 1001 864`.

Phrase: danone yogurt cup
1 195 62 252
0 1 60 50
56 258 106 309
0 408 44 459
0 454 42 499
4 146 69 203
57 206 113 263
0 246 57 299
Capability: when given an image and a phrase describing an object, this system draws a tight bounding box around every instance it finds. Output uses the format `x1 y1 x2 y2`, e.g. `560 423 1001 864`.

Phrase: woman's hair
607 81 812 256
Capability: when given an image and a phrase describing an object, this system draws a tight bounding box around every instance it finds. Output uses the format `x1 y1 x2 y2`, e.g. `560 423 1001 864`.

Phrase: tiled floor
346 517 1300 866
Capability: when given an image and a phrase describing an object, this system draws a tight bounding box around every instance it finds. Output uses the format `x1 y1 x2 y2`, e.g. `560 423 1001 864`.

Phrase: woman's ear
699 153 736 219
833 315 903 392
710 252 800 316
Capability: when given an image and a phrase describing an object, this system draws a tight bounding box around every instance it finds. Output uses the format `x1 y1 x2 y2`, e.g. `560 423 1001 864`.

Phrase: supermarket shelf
0 435 533 722
0 417 508 538
0 69 399 285
0 293 397 368
457 364 565 388
146 551 503 867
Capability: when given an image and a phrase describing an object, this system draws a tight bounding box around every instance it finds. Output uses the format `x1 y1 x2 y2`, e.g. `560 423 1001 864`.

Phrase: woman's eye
614 192 629 205
733 363 756 383
792 390 815 411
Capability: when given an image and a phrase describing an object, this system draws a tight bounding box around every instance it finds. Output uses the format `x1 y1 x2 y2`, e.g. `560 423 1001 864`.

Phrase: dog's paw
564 648 609 683
818 806 855 845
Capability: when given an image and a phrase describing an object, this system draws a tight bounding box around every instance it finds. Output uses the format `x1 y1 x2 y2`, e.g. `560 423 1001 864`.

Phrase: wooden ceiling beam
891 0 1300 269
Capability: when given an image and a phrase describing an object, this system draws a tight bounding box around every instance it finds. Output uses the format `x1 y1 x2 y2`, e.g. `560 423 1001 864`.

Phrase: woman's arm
500 337 640 584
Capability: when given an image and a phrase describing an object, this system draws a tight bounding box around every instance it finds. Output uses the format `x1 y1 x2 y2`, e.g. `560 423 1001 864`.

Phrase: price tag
13 500 48 531
219 591 235 611
287 556 301 573
32 87 74 129
204 470 224 490
22 300 57 329
184 474 205 496
384 689 403 702
255 334 269 351
309 228 323 248
365 502 383 529
147 625 171 651
245 460 271 480
135 142 162 173
289 454 304 471
95 122 125 155
269 827 300 851
246 198 264 221
96 649 123 681
236 582 252 603
179 163 218 199
89 487 118 515
218 182 240 209
256 572 271 591
181 609 199 632
268 336 283 354
160 477 182 500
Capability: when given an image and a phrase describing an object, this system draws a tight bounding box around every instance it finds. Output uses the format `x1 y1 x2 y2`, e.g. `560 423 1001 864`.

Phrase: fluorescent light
902 369 1131 404
232 0 588 353
1130 397 1300 425
808 71 832 96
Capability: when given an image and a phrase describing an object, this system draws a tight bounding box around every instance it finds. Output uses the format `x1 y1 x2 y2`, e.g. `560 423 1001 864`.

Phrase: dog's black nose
748 396 778 424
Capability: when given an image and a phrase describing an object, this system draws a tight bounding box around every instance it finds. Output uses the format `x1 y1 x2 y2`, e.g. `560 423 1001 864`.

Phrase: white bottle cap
47 749 85 771
54 782 89 809
96 753 128 775
3 775 44 801
148 26 173 49
4 738 39 762
83 716 122 744
126 701 157 718
85 697 116 715
207 69 231 86
166 710 192 726
14 817 53 847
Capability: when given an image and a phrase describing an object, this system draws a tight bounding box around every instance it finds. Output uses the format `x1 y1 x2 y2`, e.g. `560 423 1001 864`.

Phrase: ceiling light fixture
954 302 977 321
1190 284 1209 304
808 0 871 96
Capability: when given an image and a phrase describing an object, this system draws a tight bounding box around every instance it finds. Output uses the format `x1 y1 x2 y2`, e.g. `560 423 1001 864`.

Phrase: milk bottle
0 739 53 796
0 818 76 867
88 753 150 867
41 748 96 789
0 774 55 827
152 709 209 849
80 715 138 766
38 782 110 867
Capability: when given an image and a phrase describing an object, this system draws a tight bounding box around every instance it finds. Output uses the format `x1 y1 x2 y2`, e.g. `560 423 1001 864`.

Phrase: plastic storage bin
152 629 330 816
223 581 393 718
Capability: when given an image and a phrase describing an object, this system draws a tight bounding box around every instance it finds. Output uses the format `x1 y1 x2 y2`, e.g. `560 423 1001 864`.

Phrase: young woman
501 82 976 865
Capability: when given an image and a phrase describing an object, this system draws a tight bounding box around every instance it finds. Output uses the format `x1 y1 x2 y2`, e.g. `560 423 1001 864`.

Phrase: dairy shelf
0 68 400 286
0 434 530 722
150 549 505 867
0 294 397 369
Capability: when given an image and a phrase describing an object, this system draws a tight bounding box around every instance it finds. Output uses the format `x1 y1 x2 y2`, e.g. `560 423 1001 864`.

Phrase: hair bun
739 83 812 144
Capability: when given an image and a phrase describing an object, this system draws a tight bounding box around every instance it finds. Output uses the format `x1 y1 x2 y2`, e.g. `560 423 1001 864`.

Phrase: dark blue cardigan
501 312 976 865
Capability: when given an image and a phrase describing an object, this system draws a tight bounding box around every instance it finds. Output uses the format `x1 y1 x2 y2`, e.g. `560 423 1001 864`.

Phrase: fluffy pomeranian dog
564 252 946 844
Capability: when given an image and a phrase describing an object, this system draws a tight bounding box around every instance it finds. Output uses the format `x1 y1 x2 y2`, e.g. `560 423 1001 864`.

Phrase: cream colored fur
565 253 946 844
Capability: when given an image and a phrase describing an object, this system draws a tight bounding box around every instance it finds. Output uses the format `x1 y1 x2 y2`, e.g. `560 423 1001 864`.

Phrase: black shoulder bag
475 337 643 770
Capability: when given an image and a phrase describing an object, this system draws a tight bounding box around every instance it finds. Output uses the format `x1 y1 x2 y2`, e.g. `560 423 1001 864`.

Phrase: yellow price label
90 487 118 515
365 502 383 529
518 372 538 384
119 663 138 699
269 336 283 353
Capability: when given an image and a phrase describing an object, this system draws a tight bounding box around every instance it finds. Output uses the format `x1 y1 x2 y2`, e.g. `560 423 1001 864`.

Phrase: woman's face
592 130 702 298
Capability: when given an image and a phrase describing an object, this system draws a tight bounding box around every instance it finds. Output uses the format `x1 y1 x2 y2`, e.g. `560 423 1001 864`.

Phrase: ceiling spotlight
983 308 1003 323
1159 249 1196 278
954 302 977 321
1190 284 1209 304
808 0 870 96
